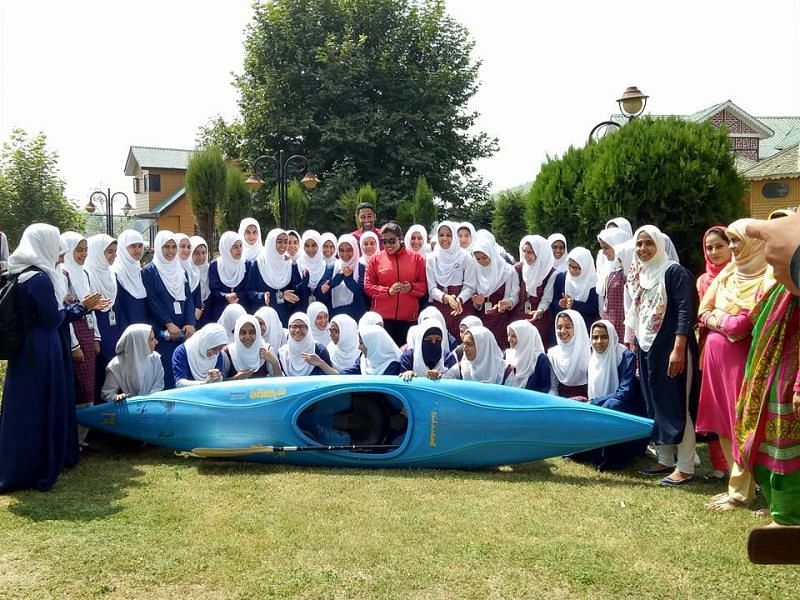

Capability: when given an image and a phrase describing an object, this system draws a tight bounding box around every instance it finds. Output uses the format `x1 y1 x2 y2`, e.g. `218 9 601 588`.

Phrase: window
148 174 161 192
762 181 790 199
132 178 141 194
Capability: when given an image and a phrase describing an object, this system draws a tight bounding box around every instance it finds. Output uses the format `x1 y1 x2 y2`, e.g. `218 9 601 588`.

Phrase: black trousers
383 319 412 348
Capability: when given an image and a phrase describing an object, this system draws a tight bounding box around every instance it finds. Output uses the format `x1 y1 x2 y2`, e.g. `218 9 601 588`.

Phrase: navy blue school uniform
220 348 270 379
278 343 333 376
246 262 304 327
206 260 250 322
302 263 335 312
329 263 368 321
0 273 86 492
141 263 196 390
93 301 124 403
171 344 225 385
502 353 551 394
547 272 599 346
340 359 404 376
115 283 148 330
398 349 457 371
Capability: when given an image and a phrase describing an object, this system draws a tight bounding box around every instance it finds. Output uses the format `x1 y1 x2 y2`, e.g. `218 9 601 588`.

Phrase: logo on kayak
429 411 438 447
248 387 287 400
102 412 116 426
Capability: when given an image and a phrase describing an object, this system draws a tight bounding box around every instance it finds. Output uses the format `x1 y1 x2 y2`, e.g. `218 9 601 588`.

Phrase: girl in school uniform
239 217 263 263
297 230 333 310
405 224 430 256
470 230 519 349
222 314 282 379
329 233 368 321
254 305 286 353
359 231 379 265
172 323 228 387
112 229 148 329
141 230 196 389
358 311 384 330
248 228 303 327
443 324 506 384
218 303 248 344
189 235 211 327
278 313 338 376
547 246 599 344
320 232 338 266
100 324 164 402
457 222 476 252
340 324 404 375
503 320 550 394
547 233 568 274
207 231 249 322
175 233 202 325
399 318 457 380
515 234 556 345
547 309 590 398
307 301 332 347
286 230 301 260
327 314 361 372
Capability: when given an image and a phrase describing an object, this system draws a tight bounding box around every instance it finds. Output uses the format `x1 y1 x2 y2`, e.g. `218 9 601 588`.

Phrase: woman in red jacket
364 223 428 346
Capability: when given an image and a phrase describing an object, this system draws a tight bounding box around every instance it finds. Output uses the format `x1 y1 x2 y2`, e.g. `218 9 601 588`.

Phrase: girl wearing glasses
278 313 338 376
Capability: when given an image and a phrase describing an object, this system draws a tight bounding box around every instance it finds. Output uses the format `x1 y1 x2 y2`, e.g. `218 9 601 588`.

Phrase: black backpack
0 266 41 359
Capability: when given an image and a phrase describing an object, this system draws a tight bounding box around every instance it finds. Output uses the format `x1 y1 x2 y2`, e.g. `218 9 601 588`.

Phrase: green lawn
0 438 793 599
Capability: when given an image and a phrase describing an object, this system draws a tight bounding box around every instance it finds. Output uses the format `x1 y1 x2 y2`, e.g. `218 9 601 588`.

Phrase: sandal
639 464 674 476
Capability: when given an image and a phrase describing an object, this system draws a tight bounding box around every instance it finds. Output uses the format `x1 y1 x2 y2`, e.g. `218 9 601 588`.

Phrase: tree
233 0 497 224
492 190 527 253
271 180 309 231
217 165 253 233
412 176 437 230
185 147 227 247
0 128 85 247
196 116 245 164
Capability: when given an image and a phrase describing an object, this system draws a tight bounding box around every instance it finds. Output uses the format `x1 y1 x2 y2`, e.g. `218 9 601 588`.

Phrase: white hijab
411 319 448 376
107 324 163 396
254 306 286 352
59 232 91 300
152 230 186 301
112 229 147 299
519 234 555 296
183 323 228 380
404 224 430 256
429 221 468 287
228 314 268 372
279 313 316 376
358 311 384 331
472 230 514 296
460 325 505 384
8 223 68 305
547 309 591 387
457 222 476 253
174 233 200 292
359 324 402 375
217 303 247 343
216 231 247 288
85 234 118 310
307 301 331 346
418 305 451 353
320 232 338 265
359 231 379 266
297 230 327 289
588 319 626 399
547 233 568 273
564 247 596 302
332 233 360 308
258 228 293 289
605 217 633 237
504 320 545 388
189 235 210 301
596 228 632 297
238 217 263 261
327 314 361 371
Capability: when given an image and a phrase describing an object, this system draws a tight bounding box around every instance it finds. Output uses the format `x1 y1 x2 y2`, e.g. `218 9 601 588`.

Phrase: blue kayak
77 375 653 469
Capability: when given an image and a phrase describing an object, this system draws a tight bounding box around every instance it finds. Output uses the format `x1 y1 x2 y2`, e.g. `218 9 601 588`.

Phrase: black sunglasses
381 237 399 244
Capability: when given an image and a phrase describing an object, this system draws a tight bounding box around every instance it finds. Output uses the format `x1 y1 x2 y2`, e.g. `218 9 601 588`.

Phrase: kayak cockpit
296 391 409 452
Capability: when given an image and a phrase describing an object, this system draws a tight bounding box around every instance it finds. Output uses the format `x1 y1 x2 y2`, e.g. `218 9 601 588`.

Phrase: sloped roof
150 186 186 214
756 119 800 157
735 155 758 174
742 144 800 180
124 146 195 175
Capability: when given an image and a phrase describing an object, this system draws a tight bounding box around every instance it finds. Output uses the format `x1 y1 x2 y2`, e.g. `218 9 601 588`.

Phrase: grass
0 439 794 600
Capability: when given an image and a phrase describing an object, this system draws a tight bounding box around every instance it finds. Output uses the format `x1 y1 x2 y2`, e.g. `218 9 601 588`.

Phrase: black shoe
659 475 695 487
639 464 674 476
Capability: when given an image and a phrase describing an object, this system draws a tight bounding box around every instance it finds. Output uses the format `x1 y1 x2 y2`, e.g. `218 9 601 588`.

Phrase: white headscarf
460 315 483 331
605 217 633 237
297 230 327 289
238 218 263 261
418 305 451 353
359 324 402 375
85 234 118 310
472 230 514 296
332 233 360 308
358 311 384 331
320 232 338 265
504 320 545 388
588 319 626 399
215 231 247 288
460 325 506 384
254 306 286 352
258 229 293 289
457 222 476 252
411 318 448 376
359 231 379 266
279 312 316 376
664 233 681 264
8 223 68 305
404 224 430 256
547 309 591 387
307 301 331 346
189 235 210 301
519 234 555 296
183 323 228 380
112 229 147 299
547 233 568 273
106 324 163 396
228 314 268 373
152 230 186 301
217 303 247 343
564 247 596 303
174 233 200 292
60 232 91 300
625 225 677 352
429 221 468 287
327 314 361 371
596 228 632 297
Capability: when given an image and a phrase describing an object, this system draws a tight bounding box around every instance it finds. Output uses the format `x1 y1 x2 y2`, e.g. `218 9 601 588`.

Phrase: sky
1 0 799 214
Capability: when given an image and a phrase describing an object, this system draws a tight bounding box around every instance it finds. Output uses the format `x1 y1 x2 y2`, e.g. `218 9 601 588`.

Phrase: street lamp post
589 85 649 141
245 150 319 230
84 188 133 237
